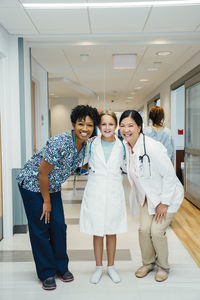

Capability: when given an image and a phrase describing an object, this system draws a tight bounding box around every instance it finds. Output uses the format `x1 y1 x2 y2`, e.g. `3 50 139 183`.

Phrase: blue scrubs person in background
16 105 100 290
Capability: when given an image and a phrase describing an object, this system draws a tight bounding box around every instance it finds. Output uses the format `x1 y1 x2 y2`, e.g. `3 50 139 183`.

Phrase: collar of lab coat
95 135 121 165
124 133 143 155
124 133 144 184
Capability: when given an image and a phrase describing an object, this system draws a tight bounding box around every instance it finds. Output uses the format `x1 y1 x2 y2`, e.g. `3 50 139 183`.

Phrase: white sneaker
107 266 121 283
90 266 103 284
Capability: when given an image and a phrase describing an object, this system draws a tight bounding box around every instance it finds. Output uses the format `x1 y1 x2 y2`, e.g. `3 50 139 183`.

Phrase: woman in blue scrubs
17 105 100 290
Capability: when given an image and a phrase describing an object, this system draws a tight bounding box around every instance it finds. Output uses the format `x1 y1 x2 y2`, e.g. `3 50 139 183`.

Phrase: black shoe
59 271 74 282
42 277 56 290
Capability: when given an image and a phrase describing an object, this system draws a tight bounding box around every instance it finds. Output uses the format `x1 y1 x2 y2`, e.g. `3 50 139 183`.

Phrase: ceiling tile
89 7 150 33
26 8 90 34
144 6 200 32
32 48 77 79
0 0 20 8
0 7 38 34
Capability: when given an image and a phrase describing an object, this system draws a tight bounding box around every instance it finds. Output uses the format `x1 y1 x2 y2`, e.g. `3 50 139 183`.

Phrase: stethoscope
72 130 86 195
139 133 151 177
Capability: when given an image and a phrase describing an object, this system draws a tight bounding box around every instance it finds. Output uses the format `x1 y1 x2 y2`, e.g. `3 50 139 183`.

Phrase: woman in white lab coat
119 110 183 282
80 112 127 284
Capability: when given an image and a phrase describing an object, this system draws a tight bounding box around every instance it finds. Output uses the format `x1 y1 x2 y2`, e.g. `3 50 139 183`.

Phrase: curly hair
70 105 100 126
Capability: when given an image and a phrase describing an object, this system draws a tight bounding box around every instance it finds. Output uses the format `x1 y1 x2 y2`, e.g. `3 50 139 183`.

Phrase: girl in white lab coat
119 110 184 282
80 112 127 284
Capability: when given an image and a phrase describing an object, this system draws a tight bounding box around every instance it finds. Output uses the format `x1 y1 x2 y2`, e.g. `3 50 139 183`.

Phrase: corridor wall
0 25 21 238
142 50 200 128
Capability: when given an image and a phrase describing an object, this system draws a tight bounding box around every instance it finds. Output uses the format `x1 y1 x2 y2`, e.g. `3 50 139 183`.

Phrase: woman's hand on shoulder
155 203 168 224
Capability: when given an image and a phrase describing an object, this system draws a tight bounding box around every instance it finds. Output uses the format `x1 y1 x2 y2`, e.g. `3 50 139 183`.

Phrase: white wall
49 97 78 136
32 57 49 151
142 50 200 128
0 25 21 238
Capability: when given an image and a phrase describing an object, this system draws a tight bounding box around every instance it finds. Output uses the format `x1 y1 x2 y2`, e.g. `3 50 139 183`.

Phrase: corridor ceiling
1 0 200 110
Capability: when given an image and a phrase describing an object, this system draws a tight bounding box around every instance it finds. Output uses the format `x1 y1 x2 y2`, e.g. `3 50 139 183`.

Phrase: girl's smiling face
99 115 117 142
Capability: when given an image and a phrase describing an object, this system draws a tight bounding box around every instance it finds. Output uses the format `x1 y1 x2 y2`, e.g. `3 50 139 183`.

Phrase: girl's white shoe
107 266 121 283
90 266 103 284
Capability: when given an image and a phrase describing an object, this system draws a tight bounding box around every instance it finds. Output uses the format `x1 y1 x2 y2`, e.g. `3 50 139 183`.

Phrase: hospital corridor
1 1 200 299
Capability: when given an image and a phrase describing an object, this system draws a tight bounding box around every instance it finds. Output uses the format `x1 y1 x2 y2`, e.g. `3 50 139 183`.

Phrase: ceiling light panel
139 78 149 82
113 54 136 69
156 51 172 56
22 1 200 9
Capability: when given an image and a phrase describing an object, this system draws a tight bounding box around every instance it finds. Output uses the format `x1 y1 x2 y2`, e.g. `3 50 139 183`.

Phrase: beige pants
138 201 175 271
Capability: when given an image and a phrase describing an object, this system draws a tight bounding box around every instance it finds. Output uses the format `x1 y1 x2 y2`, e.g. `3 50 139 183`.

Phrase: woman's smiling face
73 116 94 143
120 116 141 147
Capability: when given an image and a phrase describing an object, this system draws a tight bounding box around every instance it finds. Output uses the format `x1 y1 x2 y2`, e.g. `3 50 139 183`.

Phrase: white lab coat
125 134 184 216
79 136 127 236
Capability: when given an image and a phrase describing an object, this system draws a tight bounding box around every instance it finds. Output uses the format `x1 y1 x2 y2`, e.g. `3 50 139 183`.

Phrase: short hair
119 110 143 133
70 105 100 126
99 111 118 125
149 106 164 126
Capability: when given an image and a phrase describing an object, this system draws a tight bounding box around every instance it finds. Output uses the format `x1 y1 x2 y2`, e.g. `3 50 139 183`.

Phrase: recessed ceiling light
156 51 172 56
130 91 136 95
148 68 158 71
139 79 149 82
128 96 134 99
134 87 142 90
23 2 200 9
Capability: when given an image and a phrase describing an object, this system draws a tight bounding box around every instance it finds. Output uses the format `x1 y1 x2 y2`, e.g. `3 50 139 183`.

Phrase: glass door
184 73 200 208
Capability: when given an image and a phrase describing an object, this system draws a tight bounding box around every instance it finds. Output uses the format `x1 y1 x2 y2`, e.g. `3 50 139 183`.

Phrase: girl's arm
39 158 54 224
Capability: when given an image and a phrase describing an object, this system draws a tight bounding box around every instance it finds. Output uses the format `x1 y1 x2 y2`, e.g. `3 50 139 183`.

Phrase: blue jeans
18 185 69 281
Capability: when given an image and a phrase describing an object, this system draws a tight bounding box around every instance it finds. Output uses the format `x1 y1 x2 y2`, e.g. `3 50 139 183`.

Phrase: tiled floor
0 176 200 300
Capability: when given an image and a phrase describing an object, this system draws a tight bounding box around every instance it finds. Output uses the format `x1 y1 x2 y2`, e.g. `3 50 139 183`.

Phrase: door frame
184 72 200 208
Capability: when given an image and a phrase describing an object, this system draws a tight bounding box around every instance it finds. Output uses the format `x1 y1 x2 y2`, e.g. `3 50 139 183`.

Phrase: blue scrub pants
18 185 69 281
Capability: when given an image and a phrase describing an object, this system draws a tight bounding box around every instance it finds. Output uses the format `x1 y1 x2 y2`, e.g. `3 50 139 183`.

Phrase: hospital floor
0 176 200 300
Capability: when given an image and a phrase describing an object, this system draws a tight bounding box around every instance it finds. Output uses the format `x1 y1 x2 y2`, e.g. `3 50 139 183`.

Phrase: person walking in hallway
16 105 100 290
119 110 184 282
144 106 174 163
80 111 127 284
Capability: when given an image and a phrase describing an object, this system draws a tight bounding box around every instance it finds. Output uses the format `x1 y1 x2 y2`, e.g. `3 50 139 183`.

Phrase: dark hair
119 110 143 133
99 111 118 125
70 105 100 126
149 106 164 126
